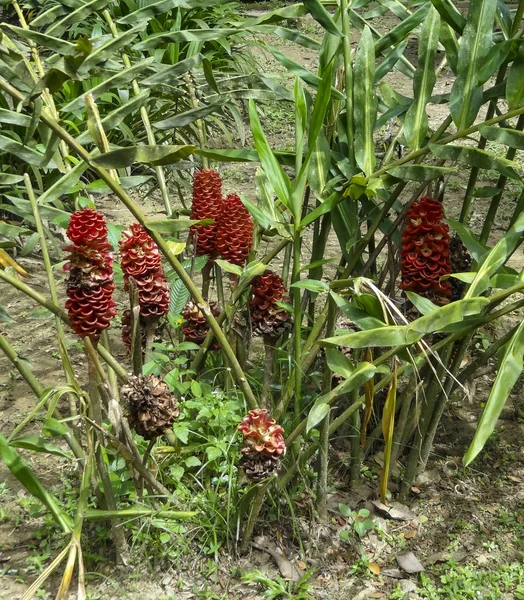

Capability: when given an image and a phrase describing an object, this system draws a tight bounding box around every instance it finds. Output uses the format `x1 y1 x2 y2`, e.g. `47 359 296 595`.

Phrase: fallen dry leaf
508 475 522 483
396 552 425 573
368 562 381 575
372 500 415 521
404 530 417 540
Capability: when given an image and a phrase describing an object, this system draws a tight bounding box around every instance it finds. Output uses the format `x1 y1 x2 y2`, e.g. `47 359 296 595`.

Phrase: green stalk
102 10 172 216
240 481 270 553
316 296 336 521
292 229 302 420
0 77 258 410
84 508 196 520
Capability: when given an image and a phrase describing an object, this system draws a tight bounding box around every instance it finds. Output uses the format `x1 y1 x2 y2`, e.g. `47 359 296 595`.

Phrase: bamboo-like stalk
316 296 336 521
340 0 355 165
0 76 258 409
292 229 302 420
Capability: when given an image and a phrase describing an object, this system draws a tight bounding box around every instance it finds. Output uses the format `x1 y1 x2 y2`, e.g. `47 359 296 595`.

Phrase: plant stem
292 229 302 420
261 338 276 409
340 0 355 164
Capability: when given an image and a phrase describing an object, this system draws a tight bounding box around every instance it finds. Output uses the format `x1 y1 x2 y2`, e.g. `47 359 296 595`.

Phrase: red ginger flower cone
181 301 220 349
238 408 285 481
249 270 292 339
400 197 451 304
216 194 254 267
190 169 223 257
119 223 169 322
64 209 116 339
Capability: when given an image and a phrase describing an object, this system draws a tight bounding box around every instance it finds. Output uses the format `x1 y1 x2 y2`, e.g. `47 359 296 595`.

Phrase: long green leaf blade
464 320 524 465
403 7 440 150
354 27 377 176
449 0 498 129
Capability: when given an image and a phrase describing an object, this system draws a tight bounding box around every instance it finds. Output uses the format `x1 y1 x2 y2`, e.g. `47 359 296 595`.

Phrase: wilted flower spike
216 194 254 267
400 197 452 304
119 223 169 321
122 374 179 440
64 208 116 340
249 271 292 339
190 169 223 257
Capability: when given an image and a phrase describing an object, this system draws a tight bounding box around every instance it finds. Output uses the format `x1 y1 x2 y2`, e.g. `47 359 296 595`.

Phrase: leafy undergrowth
1 396 522 600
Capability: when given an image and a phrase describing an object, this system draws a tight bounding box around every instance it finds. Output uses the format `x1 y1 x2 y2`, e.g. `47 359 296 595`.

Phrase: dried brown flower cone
449 234 472 302
239 449 280 482
121 375 179 440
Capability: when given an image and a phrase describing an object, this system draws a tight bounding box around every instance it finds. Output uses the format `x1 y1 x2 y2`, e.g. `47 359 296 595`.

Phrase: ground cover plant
0 0 523 598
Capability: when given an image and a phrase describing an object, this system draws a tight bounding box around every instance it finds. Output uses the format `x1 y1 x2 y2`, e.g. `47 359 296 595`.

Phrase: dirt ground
1 6 524 600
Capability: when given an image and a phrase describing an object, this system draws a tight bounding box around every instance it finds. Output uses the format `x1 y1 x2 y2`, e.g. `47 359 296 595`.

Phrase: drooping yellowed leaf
380 361 397 503
361 348 374 448
0 248 29 277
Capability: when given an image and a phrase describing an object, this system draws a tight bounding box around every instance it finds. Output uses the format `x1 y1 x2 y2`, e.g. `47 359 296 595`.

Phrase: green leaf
466 213 524 297
322 298 489 348
0 434 72 532
62 58 155 111
77 91 150 144
290 279 329 293
449 0 498 129
132 28 239 51
195 147 295 166
447 219 487 262
478 125 524 150
185 456 201 468
375 40 408 82
4 25 75 54
326 348 353 380
306 362 382 432
430 0 466 33
375 4 430 54
380 362 397 503
215 259 242 276
170 278 190 317
308 131 331 199
153 100 227 130
429 143 521 182
42 418 70 438
241 260 268 281
173 423 189 444
205 446 222 462
405 292 438 315
0 108 31 127
386 165 456 181
117 0 227 24
354 27 377 177
0 222 32 237
92 145 196 168
464 320 524 465
0 306 14 323
79 24 147 75
145 218 212 235
9 435 71 459
249 99 292 212
0 174 24 186
403 7 440 150
0 135 44 166
507 46 524 109
302 0 342 36
141 54 203 86
46 0 112 37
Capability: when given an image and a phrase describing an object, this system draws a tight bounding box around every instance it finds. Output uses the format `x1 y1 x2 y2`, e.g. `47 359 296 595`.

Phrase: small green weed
241 569 315 600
